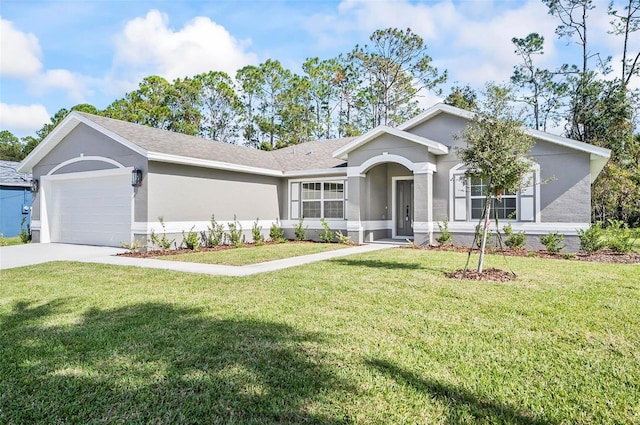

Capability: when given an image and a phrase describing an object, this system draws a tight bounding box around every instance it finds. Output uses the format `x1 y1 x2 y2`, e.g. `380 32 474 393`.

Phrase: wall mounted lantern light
30 179 39 193
131 169 143 187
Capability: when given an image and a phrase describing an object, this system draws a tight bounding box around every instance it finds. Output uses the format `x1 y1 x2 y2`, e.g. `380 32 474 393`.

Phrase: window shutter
453 174 467 221
519 172 535 221
291 182 299 219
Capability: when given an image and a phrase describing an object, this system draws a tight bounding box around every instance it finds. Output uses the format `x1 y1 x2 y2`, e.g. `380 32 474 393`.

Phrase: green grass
159 241 348 265
1 249 639 424
0 236 25 246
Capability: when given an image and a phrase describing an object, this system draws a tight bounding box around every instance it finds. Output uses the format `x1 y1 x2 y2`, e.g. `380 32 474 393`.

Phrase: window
470 177 516 220
298 181 345 219
451 170 536 222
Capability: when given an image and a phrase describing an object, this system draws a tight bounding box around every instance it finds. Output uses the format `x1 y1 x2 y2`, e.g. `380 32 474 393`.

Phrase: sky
0 0 635 138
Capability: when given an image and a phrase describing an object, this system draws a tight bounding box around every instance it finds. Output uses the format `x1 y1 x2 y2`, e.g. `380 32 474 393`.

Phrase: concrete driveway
0 243 125 270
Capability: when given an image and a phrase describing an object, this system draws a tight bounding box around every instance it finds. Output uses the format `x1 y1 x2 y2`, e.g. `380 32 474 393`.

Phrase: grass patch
1 250 639 423
159 241 348 265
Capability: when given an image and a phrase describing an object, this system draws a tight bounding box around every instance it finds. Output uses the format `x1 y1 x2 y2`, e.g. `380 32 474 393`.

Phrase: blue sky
1 0 633 137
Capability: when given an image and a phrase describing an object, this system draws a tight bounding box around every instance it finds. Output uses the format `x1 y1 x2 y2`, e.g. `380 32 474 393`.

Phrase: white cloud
0 103 50 136
0 18 42 77
306 0 560 87
29 69 92 103
113 10 258 82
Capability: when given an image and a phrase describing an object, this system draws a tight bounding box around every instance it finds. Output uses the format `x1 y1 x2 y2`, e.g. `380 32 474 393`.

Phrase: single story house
17 103 611 250
0 160 32 237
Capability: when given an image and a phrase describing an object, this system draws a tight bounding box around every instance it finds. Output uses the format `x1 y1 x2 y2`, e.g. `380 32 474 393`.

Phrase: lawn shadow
328 258 424 270
366 358 557 425
1 300 354 424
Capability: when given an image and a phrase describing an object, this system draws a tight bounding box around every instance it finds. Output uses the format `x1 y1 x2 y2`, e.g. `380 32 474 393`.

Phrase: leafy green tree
457 85 535 272
36 108 70 141
0 130 24 161
510 33 566 131
444 84 477 110
20 136 40 158
196 71 241 142
351 28 447 127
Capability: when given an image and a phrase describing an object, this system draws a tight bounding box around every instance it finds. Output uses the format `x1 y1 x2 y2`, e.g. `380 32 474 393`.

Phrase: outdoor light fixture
131 169 143 187
30 179 39 193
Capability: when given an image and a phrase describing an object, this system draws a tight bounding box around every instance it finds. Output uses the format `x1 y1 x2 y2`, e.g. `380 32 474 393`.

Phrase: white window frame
290 178 347 220
448 163 540 223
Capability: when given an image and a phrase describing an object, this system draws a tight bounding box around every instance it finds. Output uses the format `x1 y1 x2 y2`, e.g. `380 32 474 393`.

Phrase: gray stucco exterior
18 104 610 250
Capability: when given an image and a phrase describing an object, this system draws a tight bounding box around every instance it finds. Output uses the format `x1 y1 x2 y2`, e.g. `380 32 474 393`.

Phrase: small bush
503 222 526 249
540 232 565 253
563 253 576 260
436 218 452 245
252 218 264 246
19 217 31 244
150 216 174 250
205 215 225 247
604 219 635 253
335 230 352 245
576 222 604 253
294 217 308 241
269 218 286 243
475 224 493 248
318 218 334 243
182 226 201 250
227 215 244 248
121 239 145 253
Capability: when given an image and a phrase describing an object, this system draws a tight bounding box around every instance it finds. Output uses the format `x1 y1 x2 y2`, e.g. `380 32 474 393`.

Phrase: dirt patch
421 245 640 264
446 268 516 282
118 240 348 258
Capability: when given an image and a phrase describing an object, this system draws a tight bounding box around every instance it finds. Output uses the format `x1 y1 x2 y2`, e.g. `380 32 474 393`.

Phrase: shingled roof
74 113 353 174
0 160 31 187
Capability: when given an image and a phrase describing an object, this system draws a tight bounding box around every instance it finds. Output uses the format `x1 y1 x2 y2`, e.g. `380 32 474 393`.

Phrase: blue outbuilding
0 160 32 237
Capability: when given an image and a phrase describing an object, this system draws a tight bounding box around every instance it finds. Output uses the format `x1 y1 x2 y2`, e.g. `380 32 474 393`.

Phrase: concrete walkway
0 243 398 276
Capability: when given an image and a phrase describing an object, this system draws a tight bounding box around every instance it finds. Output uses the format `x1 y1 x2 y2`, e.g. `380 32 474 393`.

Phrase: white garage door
46 171 132 247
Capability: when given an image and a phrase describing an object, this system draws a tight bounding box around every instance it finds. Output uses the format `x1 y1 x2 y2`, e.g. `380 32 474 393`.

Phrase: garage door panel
47 172 132 247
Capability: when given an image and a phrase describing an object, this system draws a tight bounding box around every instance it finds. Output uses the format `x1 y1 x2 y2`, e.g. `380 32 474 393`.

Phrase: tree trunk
477 195 491 273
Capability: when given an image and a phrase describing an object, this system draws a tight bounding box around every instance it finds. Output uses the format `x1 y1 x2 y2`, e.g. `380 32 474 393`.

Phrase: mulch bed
446 268 516 282
118 240 333 258
424 244 640 264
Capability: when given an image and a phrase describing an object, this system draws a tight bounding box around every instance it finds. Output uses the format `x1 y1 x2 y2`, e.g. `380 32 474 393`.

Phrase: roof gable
332 125 449 160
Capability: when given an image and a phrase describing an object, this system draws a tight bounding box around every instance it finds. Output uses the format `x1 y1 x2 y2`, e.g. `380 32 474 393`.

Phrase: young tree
457 85 535 272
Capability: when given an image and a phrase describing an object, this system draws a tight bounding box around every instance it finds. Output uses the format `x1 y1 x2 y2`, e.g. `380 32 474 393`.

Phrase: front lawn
158 241 349 265
1 250 638 423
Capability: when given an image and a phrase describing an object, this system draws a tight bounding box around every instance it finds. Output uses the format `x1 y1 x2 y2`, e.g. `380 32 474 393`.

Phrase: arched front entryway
346 154 436 245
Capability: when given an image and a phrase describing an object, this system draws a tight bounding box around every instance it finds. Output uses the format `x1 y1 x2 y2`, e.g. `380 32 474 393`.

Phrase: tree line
1 1 638 225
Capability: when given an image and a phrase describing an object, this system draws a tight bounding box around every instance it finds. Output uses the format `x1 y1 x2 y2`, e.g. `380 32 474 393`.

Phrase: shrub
540 232 565 253
182 226 201 250
120 239 145 253
503 222 526 249
205 215 225 247
150 216 174 250
576 222 604 253
252 218 264 246
318 218 334 243
335 230 352 245
294 217 308 241
19 216 31 244
227 215 244 248
475 224 493 248
269 218 286 243
436 218 452 245
604 219 636 253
